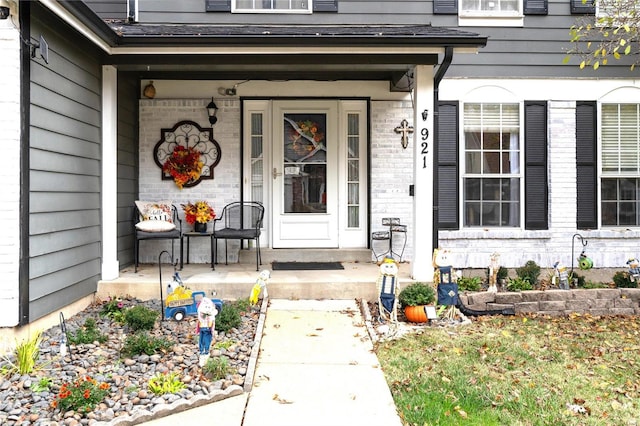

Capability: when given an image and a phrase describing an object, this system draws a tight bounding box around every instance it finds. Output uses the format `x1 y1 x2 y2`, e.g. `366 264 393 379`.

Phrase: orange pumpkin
404 305 428 323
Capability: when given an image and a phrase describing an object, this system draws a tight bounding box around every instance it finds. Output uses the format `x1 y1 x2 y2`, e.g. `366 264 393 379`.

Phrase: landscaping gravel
0 297 259 426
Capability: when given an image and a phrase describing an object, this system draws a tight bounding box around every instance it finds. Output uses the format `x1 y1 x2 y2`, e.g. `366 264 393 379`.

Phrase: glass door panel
283 113 327 214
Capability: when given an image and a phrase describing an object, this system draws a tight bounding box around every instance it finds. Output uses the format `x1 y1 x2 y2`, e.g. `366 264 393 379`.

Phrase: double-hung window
233 0 312 13
460 0 521 17
463 103 521 227
601 103 640 226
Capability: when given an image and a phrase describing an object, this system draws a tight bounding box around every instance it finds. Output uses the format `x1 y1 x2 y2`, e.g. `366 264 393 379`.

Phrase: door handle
273 167 282 180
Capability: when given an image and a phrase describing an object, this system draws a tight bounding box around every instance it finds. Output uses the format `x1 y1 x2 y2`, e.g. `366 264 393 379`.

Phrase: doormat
272 262 344 271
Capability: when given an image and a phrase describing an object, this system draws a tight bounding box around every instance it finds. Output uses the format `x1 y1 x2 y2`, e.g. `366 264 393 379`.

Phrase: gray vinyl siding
29 5 103 321
82 0 128 20
117 73 139 268
130 0 633 78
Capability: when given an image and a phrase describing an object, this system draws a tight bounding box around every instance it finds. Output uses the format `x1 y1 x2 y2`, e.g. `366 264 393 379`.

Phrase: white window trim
232 0 312 13
597 101 640 229
460 101 525 230
458 0 523 27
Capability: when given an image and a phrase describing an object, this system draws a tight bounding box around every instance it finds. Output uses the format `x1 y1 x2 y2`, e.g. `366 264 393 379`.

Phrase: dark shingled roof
105 22 487 48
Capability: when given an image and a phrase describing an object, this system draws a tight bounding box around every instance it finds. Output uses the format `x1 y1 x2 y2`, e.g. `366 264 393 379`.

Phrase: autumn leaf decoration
162 145 204 189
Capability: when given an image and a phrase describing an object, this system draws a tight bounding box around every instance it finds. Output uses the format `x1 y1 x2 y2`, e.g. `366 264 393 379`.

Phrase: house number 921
421 128 429 169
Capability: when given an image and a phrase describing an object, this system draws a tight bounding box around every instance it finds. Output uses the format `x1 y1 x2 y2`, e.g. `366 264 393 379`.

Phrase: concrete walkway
140 299 403 426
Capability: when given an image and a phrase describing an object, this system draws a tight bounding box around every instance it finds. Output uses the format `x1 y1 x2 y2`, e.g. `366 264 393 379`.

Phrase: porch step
239 248 372 264
98 262 415 302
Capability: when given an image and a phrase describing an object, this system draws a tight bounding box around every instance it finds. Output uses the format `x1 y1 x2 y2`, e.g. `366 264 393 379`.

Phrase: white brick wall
138 99 242 264
370 101 415 262
440 100 640 271
0 23 22 327
138 96 640 272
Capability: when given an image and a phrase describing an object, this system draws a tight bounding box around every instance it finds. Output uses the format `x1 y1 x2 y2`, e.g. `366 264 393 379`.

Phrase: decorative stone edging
461 288 640 317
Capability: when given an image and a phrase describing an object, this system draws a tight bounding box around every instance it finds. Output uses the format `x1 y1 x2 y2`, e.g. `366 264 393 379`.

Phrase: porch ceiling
110 52 438 82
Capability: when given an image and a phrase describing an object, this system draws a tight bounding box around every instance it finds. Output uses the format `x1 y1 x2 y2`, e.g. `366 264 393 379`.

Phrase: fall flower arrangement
51 375 110 414
182 200 215 225
162 145 204 189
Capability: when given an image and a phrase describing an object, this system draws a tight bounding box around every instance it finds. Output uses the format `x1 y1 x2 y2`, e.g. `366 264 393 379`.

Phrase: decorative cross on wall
394 119 414 149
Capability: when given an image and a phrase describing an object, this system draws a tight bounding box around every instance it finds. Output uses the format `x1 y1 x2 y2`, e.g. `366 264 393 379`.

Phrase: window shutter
571 0 595 14
206 0 231 12
524 0 547 15
437 101 459 230
434 0 458 15
313 0 338 12
576 101 598 229
524 101 549 230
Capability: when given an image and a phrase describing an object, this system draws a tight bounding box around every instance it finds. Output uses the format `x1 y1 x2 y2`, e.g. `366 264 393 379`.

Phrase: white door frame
242 99 368 249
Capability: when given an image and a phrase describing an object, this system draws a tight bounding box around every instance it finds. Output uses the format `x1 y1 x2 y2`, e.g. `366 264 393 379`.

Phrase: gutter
432 45 454 252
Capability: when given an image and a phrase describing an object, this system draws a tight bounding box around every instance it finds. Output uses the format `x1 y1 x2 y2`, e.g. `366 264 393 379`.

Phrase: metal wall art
153 120 222 189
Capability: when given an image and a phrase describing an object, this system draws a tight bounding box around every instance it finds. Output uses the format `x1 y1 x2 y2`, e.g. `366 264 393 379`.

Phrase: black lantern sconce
206 98 218 126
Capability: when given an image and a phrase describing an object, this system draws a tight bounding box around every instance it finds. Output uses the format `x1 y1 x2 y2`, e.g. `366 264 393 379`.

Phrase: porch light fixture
206 98 218 126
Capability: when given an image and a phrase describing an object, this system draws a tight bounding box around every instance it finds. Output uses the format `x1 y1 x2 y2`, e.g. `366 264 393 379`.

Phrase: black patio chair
133 203 183 272
212 201 264 271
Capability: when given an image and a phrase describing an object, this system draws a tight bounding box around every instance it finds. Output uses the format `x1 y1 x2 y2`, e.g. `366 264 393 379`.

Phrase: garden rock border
462 288 640 316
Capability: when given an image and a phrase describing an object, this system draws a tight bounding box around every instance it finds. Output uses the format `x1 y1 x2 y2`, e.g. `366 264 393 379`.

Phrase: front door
242 99 368 249
272 101 339 248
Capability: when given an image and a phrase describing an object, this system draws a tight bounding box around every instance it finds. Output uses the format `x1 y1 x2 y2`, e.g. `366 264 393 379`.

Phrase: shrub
456 276 482 292
121 333 172 357
147 372 186 395
486 266 510 282
506 277 533 292
516 260 541 285
216 304 242 333
202 356 234 381
497 266 509 281
124 305 158 332
51 375 110 413
68 318 107 345
613 271 637 288
398 282 436 307
100 296 126 324
233 298 251 313
32 376 53 393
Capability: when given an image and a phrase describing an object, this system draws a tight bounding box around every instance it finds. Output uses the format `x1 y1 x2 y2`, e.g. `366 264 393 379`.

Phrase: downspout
18 0 31 325
432 46 454 252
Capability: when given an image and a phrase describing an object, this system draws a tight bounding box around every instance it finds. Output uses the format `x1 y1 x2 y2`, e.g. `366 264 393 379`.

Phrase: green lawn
375 314 640 426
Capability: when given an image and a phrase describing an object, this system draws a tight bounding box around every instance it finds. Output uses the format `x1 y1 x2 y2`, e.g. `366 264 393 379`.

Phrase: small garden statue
196 297 218 367
627 258 640 282
377 257 399 323
553 261 569 290
250 269 271 306
488 252 500 293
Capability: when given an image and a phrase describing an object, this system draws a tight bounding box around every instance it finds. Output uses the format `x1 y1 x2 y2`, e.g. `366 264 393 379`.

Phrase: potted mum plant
398 282 436 323
182 201 215 232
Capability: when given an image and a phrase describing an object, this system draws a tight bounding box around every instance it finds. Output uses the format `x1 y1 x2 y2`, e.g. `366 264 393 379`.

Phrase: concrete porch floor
97 260 415 302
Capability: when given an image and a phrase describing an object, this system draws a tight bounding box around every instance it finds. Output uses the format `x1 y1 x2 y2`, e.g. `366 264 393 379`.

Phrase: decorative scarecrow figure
196 297 218 367
250 269 271 306
553 261 569 290
377 257 399 323
488 252 500 293
627 258 640 283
